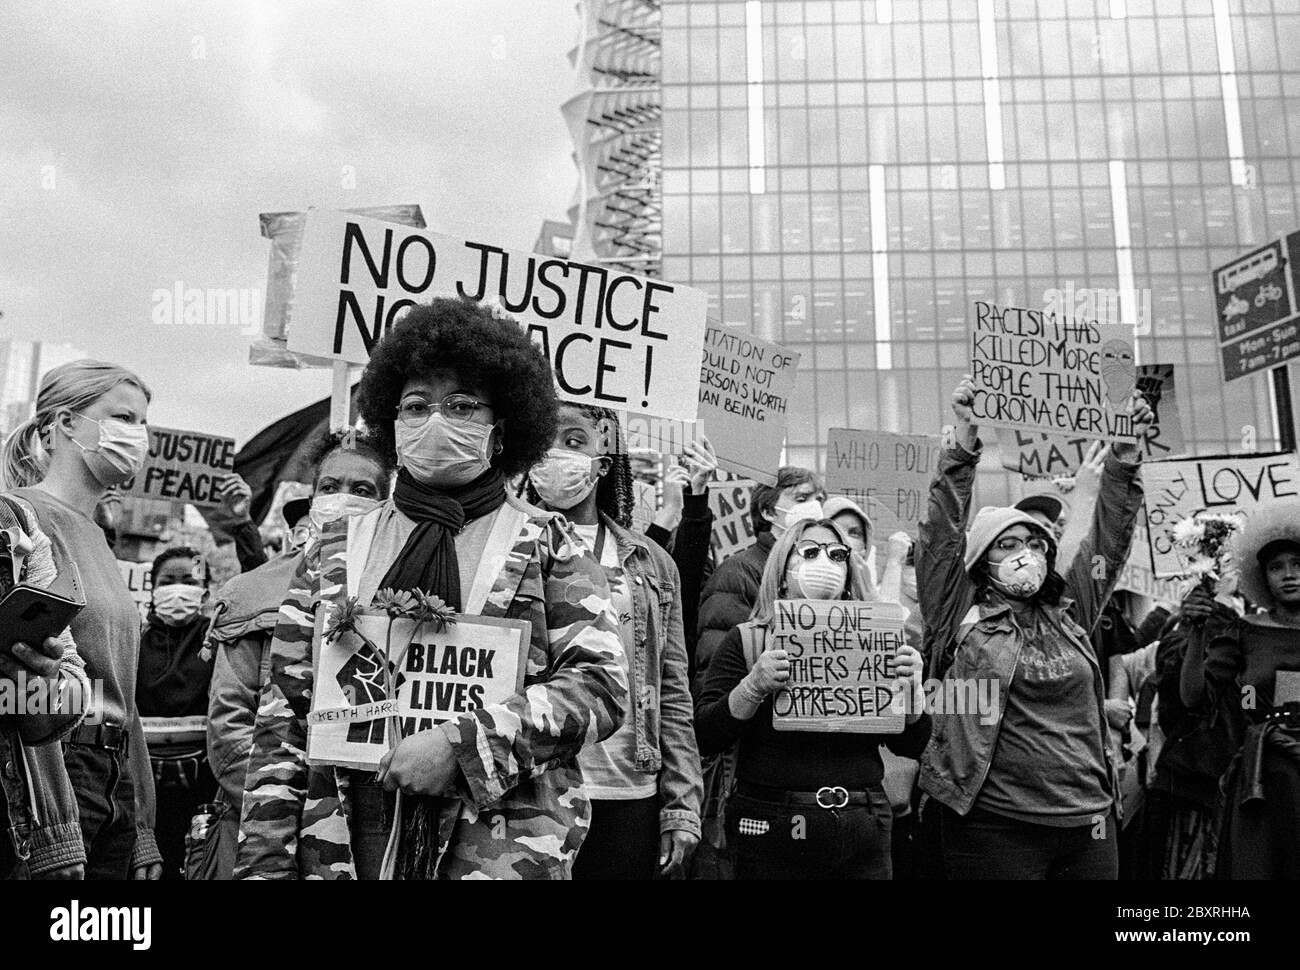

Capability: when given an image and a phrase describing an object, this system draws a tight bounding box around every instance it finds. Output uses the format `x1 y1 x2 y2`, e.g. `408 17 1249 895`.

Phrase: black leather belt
66 722 128 752
736 780 878 810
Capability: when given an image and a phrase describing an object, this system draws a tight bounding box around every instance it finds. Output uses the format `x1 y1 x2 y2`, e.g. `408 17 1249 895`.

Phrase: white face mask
530 448 601 510
771 498 823 539
785 556 848 600
64 412 149 487
308 493 380 530
395 413 496 488
153 583 205 626
986 549 1049 598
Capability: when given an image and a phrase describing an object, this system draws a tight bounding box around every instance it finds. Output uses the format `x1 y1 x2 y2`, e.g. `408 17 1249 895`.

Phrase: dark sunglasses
792 540 851 563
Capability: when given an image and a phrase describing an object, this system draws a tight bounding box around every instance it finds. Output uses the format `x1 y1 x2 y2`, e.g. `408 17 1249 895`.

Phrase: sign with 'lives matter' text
288 209 709 422
307 609 529 770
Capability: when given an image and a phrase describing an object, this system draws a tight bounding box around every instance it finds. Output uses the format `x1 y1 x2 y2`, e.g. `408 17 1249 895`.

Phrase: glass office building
651 0 1300 501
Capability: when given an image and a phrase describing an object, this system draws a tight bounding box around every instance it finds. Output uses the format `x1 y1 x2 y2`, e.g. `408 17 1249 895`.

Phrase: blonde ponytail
0 416 51 489
0 359 151 491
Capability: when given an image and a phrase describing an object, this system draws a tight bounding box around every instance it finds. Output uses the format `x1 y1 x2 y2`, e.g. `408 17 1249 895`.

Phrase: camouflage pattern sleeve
232 546 320 880
442 516 628 811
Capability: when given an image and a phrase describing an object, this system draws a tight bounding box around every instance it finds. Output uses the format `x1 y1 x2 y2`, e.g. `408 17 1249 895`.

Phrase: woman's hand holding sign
894 644 925 724
379 728 458 797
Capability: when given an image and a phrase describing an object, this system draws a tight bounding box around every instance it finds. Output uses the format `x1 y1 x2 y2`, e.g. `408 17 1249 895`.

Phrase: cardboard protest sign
1000 363 1187 478
770 599 907 735
307 610 529 769
707 479 757 564
631 480 657 534
119 427 237 510
288 209 710 422
117 560 153 624
1143 451 1300 577
1114 513 1184 607
696 328 799 485
970 302 1140 443
252 204 426 369
824 428 944 552
622 328 798 486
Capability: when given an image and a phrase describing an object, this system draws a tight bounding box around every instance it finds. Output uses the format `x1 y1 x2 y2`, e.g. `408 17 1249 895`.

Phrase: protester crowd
1 296 1298 881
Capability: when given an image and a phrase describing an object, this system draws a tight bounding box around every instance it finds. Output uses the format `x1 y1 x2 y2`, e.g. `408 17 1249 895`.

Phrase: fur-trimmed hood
1233 499 1300 609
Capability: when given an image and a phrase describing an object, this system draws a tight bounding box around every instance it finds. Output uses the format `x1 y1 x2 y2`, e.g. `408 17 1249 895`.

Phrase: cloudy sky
0 0 577 443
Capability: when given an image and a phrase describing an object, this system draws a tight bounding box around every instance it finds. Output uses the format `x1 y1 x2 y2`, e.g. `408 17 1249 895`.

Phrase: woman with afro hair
525 404 703 879
235 297 627 881
1179 498 1300 879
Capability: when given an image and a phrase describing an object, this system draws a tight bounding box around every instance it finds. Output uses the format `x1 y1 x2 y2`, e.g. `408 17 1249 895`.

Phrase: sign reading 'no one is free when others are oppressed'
770 599 907 735
287 209 709 423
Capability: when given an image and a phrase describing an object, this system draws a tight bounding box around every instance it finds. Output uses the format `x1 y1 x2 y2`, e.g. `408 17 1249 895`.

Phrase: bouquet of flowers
323 588 456 750
1170 511 1242 591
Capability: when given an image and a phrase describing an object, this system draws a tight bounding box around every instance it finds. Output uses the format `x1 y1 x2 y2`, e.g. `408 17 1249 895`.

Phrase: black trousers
572 796 659 880
63 744 137 880
151 755 216 881
941 805 1118 880
726 789 893 880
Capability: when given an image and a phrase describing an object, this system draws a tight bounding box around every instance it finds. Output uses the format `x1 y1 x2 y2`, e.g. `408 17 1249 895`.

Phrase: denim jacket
0 494 90 876
916 441 1143 818
602 514 704 839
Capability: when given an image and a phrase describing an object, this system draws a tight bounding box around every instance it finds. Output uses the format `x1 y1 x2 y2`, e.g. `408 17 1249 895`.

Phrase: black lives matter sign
307 610 529 770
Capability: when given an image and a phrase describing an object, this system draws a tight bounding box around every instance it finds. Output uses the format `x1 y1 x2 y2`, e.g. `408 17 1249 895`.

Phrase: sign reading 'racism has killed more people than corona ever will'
1143 451 1300 578
307 609 529 770
770 599 907 735
969 302 1141 444
287 208 710 423
119 426 237 510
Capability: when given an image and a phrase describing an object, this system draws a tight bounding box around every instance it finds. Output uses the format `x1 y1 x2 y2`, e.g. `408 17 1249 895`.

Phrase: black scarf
378 467 507 608
377 465 506 880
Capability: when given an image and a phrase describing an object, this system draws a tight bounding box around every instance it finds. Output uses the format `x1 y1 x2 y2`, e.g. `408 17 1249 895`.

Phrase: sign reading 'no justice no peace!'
287 209 710 422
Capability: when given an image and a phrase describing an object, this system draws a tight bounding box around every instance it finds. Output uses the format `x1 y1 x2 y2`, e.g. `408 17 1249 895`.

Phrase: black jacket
692 530 775 694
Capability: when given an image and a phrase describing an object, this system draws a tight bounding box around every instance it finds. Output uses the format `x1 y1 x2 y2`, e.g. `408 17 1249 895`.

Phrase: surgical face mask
308 492 380 530
153 583 205 626
395 412 495 488
771 498 823 538
530 448 602 510
64 412 149 487
986 549 1049 598
785 555 848 600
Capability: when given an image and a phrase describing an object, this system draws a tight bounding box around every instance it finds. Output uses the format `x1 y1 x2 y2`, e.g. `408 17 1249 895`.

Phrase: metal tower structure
563 0 662 278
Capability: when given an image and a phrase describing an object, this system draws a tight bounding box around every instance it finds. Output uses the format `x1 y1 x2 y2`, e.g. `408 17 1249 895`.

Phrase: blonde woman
694 517 928 879
1 360 161 879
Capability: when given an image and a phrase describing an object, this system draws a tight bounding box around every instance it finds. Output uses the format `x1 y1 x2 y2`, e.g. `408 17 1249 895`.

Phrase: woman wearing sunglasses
918 376 1153 880
693 518 928 879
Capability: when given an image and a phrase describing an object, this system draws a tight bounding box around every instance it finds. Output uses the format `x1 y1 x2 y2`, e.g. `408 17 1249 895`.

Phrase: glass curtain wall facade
659 0 1300 502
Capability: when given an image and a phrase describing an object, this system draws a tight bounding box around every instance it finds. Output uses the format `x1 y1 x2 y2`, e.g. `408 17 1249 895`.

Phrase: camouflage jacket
233 492 627 880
